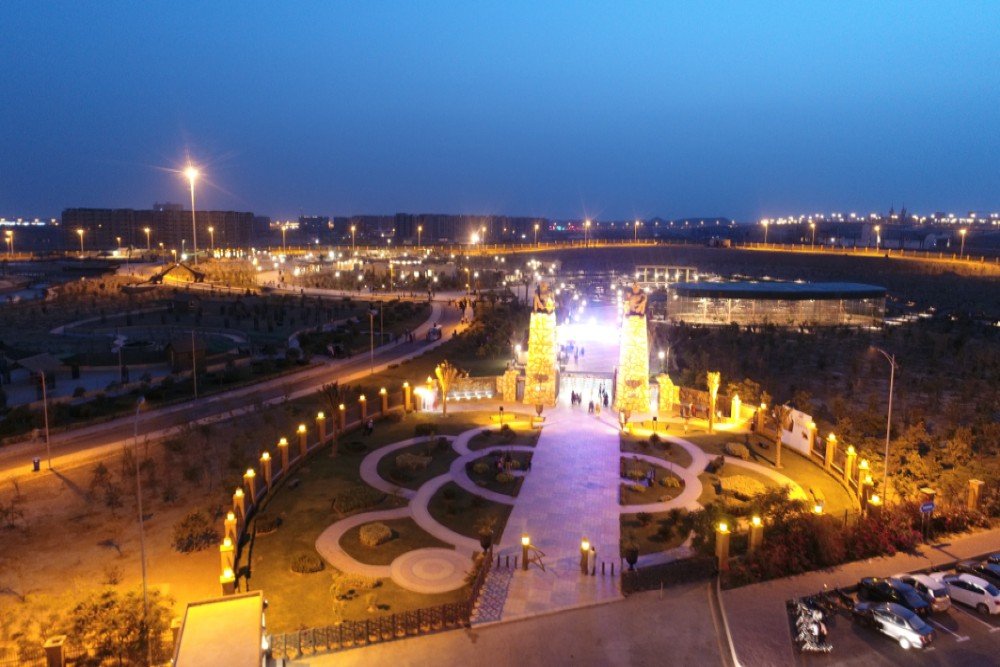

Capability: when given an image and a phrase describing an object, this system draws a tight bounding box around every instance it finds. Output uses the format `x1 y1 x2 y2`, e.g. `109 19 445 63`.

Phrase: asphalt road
0 298 466 484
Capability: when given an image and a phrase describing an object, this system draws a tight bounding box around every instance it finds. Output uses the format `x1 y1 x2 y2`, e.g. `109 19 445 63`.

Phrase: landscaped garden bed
339 518 453 566
426 482 513 542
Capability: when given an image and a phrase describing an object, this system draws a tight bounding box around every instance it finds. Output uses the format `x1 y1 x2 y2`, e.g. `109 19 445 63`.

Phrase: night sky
2 2 998 220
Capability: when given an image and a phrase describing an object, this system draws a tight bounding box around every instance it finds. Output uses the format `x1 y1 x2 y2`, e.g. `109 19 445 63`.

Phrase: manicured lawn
375 439 459 491
339 517 453 566
696 466 783 507
466 426 539 451
427 482 513 542
621 511 689 556
620 434 693 469
619 466 684 506
467 452 532 497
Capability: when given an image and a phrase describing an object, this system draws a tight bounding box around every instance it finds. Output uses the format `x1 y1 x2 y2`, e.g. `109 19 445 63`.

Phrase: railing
268 547 493 660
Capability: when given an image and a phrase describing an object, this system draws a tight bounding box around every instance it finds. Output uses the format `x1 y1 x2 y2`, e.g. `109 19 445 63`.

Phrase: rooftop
671 281 887 300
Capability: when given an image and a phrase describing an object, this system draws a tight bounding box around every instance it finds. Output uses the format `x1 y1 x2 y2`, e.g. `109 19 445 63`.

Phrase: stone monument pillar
614 282 650 421
656 373 677 414
523 282 558 408
403 382 412 412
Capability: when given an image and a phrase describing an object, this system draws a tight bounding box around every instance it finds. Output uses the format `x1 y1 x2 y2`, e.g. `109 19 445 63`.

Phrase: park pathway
495 406 622 620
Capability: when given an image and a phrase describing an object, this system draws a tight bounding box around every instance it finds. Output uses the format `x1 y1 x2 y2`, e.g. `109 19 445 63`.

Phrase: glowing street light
76 228 85 255
533 222 540 246
351 224 356 253
874 224 881 251
208 226 215 252
658 349 666 373
281 224 288 253
634 219 641 242
584 219 591 246
959 228 967 258
4 229 12 257
184 166 200 264
809 221 816 248
417 224 423 248
762 219 769 244
143 226 151 250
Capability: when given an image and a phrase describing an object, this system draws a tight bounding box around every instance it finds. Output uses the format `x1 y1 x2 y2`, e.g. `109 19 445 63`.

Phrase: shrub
496 472 515 484
660 475 682 489
719 475 767 500
333 485 385 514
256 514 281 535
396 452 432 471
472 461 491 475
359 522 393 547
724 442 751 460
414 423 438 437
706 455 726 474
171 511 219 553
290 552 325 573
499 423 516 442
648 433 661 445
637 512 653 526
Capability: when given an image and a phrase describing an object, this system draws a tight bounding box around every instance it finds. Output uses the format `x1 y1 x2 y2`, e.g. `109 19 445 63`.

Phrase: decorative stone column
243 469 257 503
614 316 651 419
499 369 519 403
219 537 235 573
297 424 308 458
224 511 237 543
715 523 731 572
359 395 367 422
220 567 236 595
656 373 676 414
316 412 327 443
379 387 388 415
338 403 346 431
968 479 985 511
232 488 245 524
277 437 289 475
403 382 412 412
806 422 817 457
260 452 272 489
748 516 763 554
824 433 837 471
844 446 857 487
730 394 742 423
43 635 67 667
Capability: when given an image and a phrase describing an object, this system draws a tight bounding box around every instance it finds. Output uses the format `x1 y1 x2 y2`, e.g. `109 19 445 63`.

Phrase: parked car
956 560 1000 587
893 573 951 613
857 577 931 617
852 602 935 650
930 572 1000 615
987 553 1000 566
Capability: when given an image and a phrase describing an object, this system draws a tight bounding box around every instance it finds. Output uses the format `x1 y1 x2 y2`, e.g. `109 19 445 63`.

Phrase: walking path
494 407 623 620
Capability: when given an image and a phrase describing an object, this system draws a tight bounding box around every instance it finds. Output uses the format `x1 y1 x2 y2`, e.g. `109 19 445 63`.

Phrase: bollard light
869 494 882 506
751 515 761 527
521 533 531 571
812 503 824 515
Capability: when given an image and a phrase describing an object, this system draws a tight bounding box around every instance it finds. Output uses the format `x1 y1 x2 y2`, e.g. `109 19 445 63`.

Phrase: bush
496 472 515 484
333 485 385 514
414 423 438 437
472 461 491 475
719 475 767 500
396 452 432 470
637 512 653 526
256 514 281 535
359 522 393 547
706 455 726 474
660 475 682 489
724 442 751 461
290 552 325 573
171 511 219 553
499 423 516 442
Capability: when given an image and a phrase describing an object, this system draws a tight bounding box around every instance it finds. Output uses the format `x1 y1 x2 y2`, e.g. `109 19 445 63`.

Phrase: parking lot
792 558 1000 666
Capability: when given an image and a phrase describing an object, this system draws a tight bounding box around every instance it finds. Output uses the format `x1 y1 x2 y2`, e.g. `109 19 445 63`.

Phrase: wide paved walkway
496 406 622 620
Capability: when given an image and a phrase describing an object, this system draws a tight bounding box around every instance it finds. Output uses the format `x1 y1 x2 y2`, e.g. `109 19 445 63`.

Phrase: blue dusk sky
1 2 998 220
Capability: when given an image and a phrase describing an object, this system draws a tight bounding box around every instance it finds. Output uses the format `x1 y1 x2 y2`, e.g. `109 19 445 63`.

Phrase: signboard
920 502 935 514
781 408 813 457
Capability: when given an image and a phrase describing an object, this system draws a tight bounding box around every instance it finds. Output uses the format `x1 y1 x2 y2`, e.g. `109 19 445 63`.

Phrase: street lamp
143 227 151 251
132 396 152 666
874 224 881 251
208 226 215 253
351 225 356 253
809 221 816 248
584 219 591 246
184 166 200 264
534 222 540 246
281 224 287 253
762 220 769 244
658 350 666 373
634 220 640 242
959 228 967 258
76 228 85 255
871 347 897 503
4 230 11 257
417 224 423 248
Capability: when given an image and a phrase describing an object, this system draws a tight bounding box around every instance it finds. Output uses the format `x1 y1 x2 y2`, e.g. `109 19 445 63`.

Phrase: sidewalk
723 526 1000 667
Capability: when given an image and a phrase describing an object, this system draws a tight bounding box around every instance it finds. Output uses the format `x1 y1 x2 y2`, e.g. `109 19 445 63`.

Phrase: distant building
63 207 254 252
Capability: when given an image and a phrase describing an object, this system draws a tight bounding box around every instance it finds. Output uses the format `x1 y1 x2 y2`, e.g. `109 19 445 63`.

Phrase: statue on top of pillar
625 281 647 317
533 281 556 314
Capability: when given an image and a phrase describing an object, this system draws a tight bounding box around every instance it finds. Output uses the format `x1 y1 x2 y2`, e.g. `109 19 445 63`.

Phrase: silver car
894 573 951 612
852 601 935 650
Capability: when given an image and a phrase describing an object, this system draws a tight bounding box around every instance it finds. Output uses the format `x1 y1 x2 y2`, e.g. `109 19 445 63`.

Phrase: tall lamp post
762 220 769 244
208 226 215 254
634 220 640 242
4 229 11 258
132 396 152 666
184 166 199 265
584 219 591 247
533 222 540 246
351 225 356 254
417 224 423 249
143 227 151 251
874 224 881 251
871 347 897 503
809 221 816 248
76 228 85 255
959 228 967 258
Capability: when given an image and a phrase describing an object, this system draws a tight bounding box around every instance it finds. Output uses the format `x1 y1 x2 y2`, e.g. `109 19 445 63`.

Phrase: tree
773 405 792 468
70 588 172 666
434 361 464 416
706 371 721 433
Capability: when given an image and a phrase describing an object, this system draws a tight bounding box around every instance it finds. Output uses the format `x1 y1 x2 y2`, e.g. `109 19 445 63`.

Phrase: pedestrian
588 400 594 414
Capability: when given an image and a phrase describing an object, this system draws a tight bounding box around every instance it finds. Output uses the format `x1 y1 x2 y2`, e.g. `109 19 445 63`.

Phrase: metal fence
268 547 492 660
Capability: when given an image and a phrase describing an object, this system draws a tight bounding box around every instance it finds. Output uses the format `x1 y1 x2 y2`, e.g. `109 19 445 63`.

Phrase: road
0 296 468 484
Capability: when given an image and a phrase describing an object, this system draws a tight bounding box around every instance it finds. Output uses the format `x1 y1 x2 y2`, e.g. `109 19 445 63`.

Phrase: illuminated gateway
666 281 886 328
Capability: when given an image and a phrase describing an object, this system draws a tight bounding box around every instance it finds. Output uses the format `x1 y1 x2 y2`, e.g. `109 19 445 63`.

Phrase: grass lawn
427 482 513 542
467 452 532 497
375 439 459 490
619 467 684 506
696 466 784 507
621 511 689 556
338 517 453 566
466 426 539 451
620 434 693 469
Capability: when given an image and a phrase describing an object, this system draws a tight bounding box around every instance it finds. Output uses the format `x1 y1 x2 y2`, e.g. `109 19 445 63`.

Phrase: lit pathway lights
316 412 326 443
379 387 388 415
824 432 836 470
521 534 530 571
403 382 412 412
224 512 237 543
220 536 235 573
260 452 272 489
715 522 731 572
748 516 763 554
580 537 590 574
220 567 236 595
338 403 346 432
277 437 289 474
243 468 257 502
297 423 308 458
359 395 367 422
844 445 857 486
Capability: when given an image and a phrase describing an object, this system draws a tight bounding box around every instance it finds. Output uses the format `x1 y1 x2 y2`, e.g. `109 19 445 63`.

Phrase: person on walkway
588 400 595 414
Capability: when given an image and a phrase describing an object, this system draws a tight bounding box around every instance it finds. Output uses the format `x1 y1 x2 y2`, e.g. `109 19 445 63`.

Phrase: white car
930 572 1000 615
893 573 951 612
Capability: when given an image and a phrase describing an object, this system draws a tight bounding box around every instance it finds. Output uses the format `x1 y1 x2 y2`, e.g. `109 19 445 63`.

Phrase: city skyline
3 4 999 221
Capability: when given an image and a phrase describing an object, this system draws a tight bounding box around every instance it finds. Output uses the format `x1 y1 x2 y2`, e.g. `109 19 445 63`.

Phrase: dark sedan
857 577 932 617
957 560 1000 587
